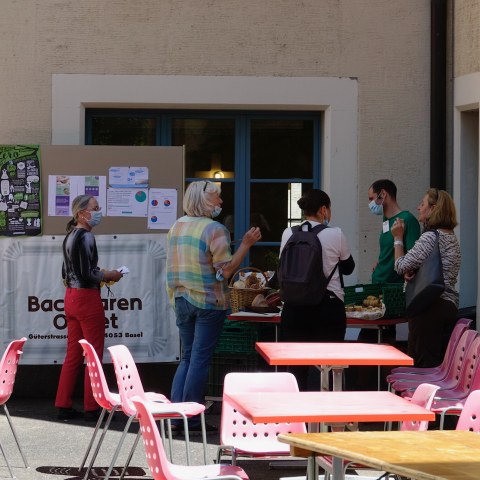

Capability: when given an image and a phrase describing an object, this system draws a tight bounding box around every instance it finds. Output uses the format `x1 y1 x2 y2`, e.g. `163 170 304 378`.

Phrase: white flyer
107 188 148 217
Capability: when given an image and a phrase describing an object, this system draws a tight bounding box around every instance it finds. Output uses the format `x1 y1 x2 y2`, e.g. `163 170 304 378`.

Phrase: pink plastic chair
78 340 124 480
132 396 249 480
108 344 207 479
390 329 477 393
402 334 480 400
456 389 480 432
0 337 28 478
80 340 176 478
387 318 472 379
216 372 307 465
319 382 440 480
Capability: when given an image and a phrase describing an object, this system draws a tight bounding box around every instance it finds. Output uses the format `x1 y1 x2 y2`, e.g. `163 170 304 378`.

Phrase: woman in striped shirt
391 188 461 368
167 180 261 432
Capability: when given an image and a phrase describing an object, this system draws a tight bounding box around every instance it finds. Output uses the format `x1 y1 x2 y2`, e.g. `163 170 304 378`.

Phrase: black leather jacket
62 228 104 289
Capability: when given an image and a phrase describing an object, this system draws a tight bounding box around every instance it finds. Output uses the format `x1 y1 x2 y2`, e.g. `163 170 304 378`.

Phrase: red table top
256 342 413 366
224 391 434 424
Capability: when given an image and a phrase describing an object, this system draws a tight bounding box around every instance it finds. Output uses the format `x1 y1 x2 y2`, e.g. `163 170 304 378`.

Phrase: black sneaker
57 407 83 421
84 408 102 422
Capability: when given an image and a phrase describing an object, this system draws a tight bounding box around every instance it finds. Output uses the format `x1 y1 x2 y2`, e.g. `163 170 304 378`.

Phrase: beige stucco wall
0 0 431 282
454 0 480 77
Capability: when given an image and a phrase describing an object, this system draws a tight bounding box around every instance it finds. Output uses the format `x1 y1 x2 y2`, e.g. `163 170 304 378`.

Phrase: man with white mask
368 179 420 285
356 179 420 349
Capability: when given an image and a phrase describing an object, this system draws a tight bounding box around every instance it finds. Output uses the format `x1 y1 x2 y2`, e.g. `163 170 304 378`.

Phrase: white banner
0 234 179 364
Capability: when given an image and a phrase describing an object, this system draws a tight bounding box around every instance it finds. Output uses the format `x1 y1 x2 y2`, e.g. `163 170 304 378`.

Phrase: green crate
382 283 405 318
344 284 382 306
214 319 259 354
344 283 405 318
207 353 259 398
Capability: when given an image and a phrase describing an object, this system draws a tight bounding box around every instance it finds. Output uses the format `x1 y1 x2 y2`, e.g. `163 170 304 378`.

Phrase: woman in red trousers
55 195 123 421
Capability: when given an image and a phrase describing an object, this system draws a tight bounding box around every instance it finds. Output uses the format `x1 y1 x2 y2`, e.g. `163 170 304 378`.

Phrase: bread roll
251 294 268 307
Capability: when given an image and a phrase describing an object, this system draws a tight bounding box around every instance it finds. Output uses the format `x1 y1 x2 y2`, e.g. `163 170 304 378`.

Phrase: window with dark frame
86 110 321 271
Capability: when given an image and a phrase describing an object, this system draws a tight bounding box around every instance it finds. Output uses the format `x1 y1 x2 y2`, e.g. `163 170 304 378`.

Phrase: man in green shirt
360 179 420 344
368 179 421 284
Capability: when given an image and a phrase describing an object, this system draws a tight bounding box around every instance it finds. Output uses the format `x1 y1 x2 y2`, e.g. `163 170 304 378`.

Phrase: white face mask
211 206 222 218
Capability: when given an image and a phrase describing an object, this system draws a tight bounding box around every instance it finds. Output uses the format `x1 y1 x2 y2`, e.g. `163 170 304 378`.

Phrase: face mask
368 196 383 216
87 210 102 227
211 206 222 218
323 218 330 226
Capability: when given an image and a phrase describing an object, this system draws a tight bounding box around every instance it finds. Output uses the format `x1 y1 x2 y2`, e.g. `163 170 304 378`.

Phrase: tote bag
405 230 445 317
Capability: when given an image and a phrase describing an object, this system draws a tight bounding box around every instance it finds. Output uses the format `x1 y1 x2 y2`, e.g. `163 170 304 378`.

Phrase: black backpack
277 221 338 306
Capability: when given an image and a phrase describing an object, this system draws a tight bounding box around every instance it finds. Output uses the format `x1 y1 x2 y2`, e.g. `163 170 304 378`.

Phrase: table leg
332 455 345 480
331 367 346 391
319 366 330 391
307 454 318 480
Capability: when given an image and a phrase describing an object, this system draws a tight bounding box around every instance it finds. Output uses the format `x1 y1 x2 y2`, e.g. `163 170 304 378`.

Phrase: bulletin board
41 145 184 235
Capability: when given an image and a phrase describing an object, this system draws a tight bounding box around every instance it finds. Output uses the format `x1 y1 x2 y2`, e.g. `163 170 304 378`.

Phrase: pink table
256 342 413 391
224 390 434 425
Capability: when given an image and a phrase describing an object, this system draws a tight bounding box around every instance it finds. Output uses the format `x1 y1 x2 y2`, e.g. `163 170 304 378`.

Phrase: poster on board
0 145 41 236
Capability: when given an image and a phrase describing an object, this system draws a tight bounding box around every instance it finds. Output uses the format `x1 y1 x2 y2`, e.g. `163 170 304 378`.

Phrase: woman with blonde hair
55 195 123 421
392 188 461 367
167 180 261 432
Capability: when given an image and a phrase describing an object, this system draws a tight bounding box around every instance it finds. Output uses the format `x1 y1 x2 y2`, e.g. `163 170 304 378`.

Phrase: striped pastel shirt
166 216 233 310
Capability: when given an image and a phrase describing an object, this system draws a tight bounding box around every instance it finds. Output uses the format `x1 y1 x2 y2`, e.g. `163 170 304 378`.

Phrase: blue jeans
171 297 226 426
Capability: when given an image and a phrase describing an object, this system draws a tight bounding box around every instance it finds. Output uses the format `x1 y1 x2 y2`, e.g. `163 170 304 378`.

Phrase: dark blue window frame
85 109 321 263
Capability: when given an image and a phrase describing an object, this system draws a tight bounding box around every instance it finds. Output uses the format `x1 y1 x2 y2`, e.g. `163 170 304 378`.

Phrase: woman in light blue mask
166 180 261 433
55 195 123 422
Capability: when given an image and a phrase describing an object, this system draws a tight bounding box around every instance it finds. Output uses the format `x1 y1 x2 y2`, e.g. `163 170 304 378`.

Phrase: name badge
382 220 390 233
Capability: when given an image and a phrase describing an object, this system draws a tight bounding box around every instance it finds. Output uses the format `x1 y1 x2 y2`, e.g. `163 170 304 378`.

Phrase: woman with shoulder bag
392 188 461 368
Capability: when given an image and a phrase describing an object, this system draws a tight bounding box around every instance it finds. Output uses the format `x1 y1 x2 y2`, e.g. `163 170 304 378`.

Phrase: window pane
250 119 314 179
250 182 312 243
91 117 156 145
250 246 281 273
172 119 235 179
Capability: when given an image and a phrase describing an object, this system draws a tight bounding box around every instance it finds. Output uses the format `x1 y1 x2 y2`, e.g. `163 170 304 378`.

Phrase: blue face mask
323 218 330 226
87 210 102 227
368 196 384 216
211 206 222 218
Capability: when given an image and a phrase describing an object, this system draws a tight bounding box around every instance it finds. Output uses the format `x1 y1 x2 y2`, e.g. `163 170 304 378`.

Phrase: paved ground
0 399 383 480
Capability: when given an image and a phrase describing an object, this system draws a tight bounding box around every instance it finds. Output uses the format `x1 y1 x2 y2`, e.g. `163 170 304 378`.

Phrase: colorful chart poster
147 188 177 229
0 145 41 236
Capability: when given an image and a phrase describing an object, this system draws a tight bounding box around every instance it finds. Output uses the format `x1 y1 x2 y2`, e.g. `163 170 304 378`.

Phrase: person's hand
105 270 123 283
241 227 262 247
391 217 404 238
404 270 416 282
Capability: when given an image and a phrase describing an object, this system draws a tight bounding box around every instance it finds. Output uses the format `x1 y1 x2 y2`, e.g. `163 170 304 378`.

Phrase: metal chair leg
82 407 117 480
103 415 135 480
3 404 28 468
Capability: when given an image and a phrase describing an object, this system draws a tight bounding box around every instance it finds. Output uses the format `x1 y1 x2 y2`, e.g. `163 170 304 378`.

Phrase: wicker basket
229 267 268 313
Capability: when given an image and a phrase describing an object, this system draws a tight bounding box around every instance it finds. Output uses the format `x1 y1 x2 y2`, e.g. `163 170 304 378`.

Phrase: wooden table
278 430 480 480
255 342 413 391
